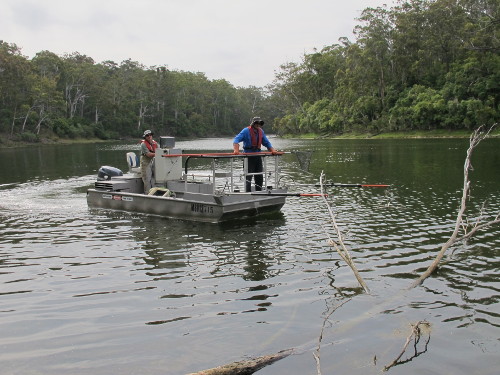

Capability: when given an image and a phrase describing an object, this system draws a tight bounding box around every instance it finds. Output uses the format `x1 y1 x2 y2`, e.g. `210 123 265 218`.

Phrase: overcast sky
3 0 392 87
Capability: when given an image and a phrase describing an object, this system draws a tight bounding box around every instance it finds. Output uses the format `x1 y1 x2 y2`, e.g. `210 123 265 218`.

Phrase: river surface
0 137 499 375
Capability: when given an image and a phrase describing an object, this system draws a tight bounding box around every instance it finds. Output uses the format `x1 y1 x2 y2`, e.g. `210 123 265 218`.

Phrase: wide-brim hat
250 117 264 126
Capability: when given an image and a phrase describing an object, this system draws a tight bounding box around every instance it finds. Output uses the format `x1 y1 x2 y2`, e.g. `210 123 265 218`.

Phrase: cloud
2 0 392 87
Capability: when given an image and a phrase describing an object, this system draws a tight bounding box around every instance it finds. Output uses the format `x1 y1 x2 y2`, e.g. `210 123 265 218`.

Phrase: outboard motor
97 166 123 181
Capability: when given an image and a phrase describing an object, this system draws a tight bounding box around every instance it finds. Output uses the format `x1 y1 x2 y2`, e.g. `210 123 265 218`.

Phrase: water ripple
1 138 499 374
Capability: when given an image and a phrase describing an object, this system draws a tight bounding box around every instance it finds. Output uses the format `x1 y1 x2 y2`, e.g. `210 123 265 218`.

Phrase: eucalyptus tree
209 78 244 135
427 0 470 73
32 50 62 81
237 85 286 133
391 0 470 85
389 0 499 129
164 70 208 136
60 52 96 120
0 41 32 135
110 59 148 135
354 5 393 111
31 76 63 134
148 65 172 133
187 72 216 136
459 0 499 52
389 0 430 87
234 86 263 124
89 60 118 127
271 61 310 114
268 60 313 135
302 43 347 101
135 68 155 131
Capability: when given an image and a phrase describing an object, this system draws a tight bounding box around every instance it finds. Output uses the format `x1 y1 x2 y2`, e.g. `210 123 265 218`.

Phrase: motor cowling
97 166 123 181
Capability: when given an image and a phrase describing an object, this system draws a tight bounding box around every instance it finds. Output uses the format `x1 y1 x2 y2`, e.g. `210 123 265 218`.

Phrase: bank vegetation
0 0 498 145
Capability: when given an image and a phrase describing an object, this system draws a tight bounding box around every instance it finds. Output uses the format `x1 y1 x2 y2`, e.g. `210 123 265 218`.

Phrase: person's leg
245 175 252 192
144 162 153 193
253 156 263 191
246 156 258 192
141 159 153 194
140 159 148 193
244 157 251 192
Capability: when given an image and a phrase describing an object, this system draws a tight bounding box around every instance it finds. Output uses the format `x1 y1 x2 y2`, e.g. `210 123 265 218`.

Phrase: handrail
175 152 283 193
162 151 286 158
180 153 284 176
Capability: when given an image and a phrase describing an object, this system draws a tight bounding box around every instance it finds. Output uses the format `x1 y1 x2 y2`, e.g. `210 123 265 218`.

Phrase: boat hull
86 189 286 223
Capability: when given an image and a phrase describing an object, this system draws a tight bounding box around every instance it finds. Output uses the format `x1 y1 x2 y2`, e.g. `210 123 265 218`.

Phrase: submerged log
187 349 294 375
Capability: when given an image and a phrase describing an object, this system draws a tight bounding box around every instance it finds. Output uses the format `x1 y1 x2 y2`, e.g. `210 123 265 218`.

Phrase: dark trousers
246 155 263 192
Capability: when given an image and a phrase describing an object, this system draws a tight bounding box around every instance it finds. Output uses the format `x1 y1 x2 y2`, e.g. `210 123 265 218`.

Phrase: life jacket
141 139 158 154
247 126 263 150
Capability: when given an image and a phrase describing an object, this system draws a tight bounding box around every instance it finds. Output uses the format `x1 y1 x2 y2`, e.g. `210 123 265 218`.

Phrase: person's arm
262 132 278 154
141 143 156 158
148 141 158 157
233 128 247 154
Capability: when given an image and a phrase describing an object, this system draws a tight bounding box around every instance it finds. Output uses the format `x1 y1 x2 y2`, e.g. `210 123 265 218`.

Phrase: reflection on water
0 137 499 374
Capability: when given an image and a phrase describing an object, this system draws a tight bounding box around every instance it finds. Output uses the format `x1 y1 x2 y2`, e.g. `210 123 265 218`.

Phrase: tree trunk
22 107 32 132
35 106 47 135
10 106 17 136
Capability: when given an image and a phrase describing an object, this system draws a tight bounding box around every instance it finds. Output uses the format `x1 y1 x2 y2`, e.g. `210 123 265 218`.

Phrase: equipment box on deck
160 136 175 149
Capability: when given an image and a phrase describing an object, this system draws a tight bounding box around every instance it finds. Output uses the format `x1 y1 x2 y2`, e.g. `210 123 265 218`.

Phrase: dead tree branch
319 172 370 293
409 125 499 289
383 321 431 371
187 349 294 375
313 298 351 375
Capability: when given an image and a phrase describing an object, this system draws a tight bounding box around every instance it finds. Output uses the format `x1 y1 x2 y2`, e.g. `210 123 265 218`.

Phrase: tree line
0 45 281 142
270 0 499 135
0 0 498 143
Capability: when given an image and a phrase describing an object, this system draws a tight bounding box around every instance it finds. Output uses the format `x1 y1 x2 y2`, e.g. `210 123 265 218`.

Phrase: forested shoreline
0 0 498 145
272 0 498 136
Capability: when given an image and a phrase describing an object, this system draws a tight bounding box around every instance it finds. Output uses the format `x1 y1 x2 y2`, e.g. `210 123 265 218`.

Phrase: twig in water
409 124 499 289
319 172 370 293
383 320 431 371
313 298 351 375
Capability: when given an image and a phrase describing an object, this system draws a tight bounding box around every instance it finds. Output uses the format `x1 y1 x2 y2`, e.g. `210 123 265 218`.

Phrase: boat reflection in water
86 136 288 223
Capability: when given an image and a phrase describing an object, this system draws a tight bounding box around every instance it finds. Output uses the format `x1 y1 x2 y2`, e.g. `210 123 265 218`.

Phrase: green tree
0 41 32 136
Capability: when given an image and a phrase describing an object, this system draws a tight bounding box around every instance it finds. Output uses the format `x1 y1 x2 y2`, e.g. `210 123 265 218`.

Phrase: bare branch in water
319 172 370 293
313 298 351 375
383 321 431 372
409 124 499 289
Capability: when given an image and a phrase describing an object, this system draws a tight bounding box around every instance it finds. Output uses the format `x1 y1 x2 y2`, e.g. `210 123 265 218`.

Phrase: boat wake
0 175 95 217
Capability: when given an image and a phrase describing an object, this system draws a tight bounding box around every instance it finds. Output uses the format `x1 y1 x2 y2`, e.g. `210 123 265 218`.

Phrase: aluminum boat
86 137 288 223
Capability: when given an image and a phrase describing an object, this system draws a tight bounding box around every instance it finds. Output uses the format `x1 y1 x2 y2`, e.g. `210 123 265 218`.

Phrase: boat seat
148 187 174 197
126 152 141 173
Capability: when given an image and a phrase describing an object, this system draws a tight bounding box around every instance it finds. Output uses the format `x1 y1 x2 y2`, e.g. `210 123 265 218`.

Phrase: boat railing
162 152 285 194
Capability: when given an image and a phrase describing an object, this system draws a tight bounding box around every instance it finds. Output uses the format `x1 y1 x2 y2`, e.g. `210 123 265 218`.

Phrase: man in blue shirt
233 117 277 192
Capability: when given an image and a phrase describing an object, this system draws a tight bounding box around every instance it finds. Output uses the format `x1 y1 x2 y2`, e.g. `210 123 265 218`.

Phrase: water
0 137 499 374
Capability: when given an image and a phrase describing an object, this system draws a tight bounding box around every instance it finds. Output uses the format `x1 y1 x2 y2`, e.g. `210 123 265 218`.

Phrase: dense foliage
0 45 280 142
0 0 498 142
271 0 499 135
